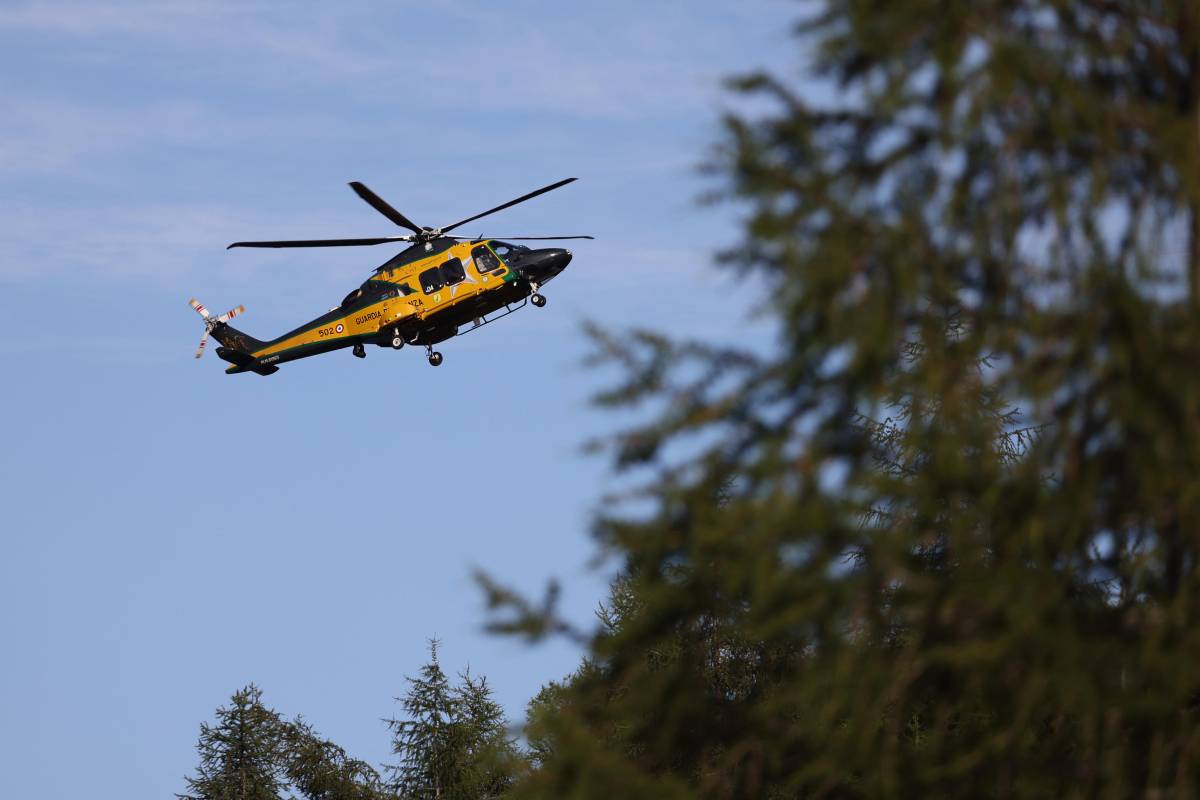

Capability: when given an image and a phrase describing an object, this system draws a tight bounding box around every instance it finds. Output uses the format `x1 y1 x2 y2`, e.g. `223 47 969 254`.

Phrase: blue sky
0 2 794 797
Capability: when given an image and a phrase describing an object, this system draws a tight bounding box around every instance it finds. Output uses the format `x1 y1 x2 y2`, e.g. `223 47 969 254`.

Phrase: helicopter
189 177 592 375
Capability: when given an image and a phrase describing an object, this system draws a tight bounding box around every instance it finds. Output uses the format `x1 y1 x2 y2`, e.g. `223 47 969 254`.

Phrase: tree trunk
1187 10 1200 303
1191 93 1200 302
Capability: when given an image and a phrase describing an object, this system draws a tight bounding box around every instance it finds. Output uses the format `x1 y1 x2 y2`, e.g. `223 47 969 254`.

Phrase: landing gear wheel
428 351 443 367
531 293 547 308
391 336 404 350
352 343 366 359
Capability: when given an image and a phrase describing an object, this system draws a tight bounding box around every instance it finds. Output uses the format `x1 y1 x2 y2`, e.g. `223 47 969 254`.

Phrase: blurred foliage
480 1 1200 798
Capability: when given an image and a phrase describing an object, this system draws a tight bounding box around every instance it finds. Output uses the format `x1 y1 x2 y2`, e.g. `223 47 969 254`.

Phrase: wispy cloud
0 199 417 286
0 0 795 287
0 205 269 281
0 0 222 36
0 95 268 172
0 0 756 117
0 331 181 365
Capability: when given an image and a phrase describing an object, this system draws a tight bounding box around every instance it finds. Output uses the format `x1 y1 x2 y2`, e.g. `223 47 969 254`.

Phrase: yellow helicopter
189 177 591 374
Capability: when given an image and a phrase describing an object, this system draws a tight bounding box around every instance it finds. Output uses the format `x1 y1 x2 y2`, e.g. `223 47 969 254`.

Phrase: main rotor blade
446 235 595 241
227 237 411 249
348 182 424 234
439 177 578 234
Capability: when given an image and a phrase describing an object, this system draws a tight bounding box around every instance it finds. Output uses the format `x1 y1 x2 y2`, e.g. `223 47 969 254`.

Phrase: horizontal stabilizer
216 347 278 376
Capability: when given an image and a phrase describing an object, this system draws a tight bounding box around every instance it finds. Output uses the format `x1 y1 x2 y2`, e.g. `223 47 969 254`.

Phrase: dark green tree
522 680 568 770
182 686 384 800
387 640 456 798
485 2 1200 797
179 685 288 800
282 718 384 800
455 671 525 798
386 640 521 799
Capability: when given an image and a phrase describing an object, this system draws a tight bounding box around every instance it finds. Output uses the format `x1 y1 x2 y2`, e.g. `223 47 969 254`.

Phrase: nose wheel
352 342 366 358
425 345 443 367
528 281 547 308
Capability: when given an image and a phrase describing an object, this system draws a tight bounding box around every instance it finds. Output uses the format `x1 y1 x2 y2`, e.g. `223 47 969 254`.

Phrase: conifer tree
179 685 288 800
182 686 384 800
282 718 384 800
387 640 457 798
386 640 520 800
455 672 524 798
486 2 1200 797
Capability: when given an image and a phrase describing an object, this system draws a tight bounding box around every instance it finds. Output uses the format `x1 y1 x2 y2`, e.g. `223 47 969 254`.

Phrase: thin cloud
0 1 223 36
0 332 180 365
0 1 763 118
0 201 406 285
0 97 245 172
0 93 358 175
0 205 271 281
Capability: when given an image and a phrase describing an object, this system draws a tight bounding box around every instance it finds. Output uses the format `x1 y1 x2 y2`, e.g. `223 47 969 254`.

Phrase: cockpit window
340 288 364 308
489 241 528 266
396 282 416 296
363 280 393 298
419 267 445 294
471 244 502 274
440 257 465 286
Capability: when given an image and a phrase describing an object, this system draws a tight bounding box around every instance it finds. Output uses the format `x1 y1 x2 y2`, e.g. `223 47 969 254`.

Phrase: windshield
489 241 529 266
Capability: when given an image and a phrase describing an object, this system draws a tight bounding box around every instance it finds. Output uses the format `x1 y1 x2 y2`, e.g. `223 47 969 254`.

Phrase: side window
440 258 465 286
471 244 502 274
419 267 444 294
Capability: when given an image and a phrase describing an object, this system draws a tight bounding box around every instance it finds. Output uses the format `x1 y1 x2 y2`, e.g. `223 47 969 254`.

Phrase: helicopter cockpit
489 241 529 265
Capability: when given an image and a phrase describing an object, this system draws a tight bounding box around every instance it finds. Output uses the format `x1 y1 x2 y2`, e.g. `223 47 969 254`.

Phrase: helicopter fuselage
210 237 571 374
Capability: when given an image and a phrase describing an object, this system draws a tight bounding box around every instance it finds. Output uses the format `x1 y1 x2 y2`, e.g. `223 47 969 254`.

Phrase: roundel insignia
335 323 344 333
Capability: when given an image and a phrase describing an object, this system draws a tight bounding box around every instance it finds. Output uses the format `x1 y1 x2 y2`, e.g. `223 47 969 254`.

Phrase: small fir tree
387 639 457 799
386 640 520 800
282 718 383 800
183 686 383 800
179 685 288 800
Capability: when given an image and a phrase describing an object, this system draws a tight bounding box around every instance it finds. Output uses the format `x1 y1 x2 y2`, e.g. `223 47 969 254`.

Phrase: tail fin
209 322 266 354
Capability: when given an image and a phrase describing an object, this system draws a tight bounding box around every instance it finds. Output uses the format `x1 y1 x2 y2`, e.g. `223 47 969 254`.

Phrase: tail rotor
189 298 245 359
